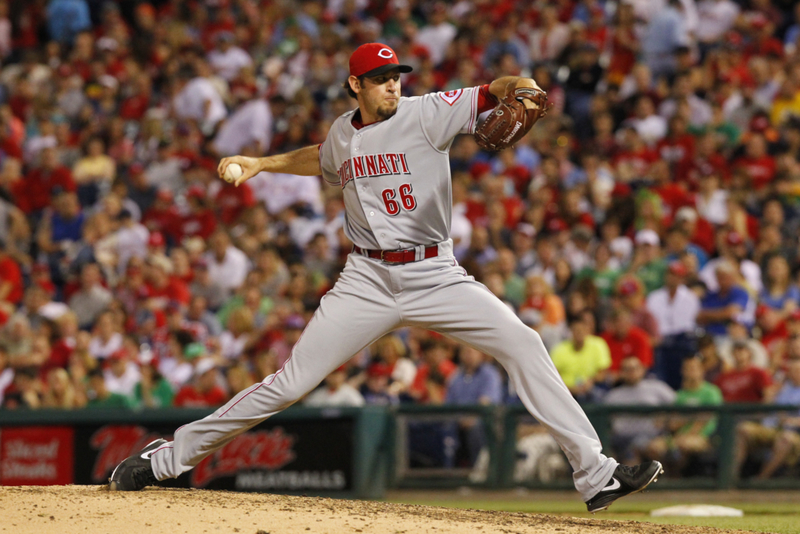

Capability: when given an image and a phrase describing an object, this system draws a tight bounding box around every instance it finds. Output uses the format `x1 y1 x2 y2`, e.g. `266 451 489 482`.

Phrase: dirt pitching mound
0 486 750 534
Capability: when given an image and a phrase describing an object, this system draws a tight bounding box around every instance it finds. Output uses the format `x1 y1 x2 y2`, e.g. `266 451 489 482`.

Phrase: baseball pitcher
109 43 662 512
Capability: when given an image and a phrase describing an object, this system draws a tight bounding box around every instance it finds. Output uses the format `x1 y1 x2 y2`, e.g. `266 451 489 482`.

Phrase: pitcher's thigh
266 282 402 403
408 279 545 361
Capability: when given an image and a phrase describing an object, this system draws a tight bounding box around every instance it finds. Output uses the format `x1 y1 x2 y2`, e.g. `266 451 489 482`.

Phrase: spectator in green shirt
86 367 133 409
497 248 526 308
630 229 667 294
131 362 175 409
550 311 612 403
645 357 723 473
577 242 621 298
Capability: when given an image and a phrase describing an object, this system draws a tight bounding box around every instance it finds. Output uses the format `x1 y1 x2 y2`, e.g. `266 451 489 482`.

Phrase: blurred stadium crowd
2 0 800 477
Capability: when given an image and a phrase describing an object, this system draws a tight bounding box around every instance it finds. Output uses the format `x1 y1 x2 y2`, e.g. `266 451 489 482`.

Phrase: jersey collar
351 109 378 130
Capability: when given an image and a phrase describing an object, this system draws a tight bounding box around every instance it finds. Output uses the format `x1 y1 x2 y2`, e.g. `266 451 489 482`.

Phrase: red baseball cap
367 362 393 378
726 231 744 246
186 185 206 200
667 261 688 277
349 43 413 78
618 279 640 296
109 348 129 361
546 218 568 233
148 231 165 247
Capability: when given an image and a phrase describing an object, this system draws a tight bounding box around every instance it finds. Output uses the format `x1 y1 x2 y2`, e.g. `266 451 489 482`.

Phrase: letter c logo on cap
378 48 393 59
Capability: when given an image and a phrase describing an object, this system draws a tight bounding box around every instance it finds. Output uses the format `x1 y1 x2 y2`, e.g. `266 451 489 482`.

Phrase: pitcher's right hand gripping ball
474 87 550 151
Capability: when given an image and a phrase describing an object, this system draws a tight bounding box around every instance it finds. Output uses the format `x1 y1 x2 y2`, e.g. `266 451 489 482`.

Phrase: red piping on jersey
217 307 318 418
218 382 265 417
151 444 173 457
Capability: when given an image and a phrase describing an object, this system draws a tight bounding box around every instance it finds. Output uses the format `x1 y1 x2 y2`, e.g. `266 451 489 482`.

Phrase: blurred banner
0 407 388 497
79 419 353 491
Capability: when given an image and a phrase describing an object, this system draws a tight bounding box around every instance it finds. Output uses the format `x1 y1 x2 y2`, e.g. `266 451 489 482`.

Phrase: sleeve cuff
477 84 498 114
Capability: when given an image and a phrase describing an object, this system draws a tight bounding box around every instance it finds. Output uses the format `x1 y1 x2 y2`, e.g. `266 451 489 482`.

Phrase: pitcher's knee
490 326 547 363
258 373 318 409
271 383 306 408
510 325 546 352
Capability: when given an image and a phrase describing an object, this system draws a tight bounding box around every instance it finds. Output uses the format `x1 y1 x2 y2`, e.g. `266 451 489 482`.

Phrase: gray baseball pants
150 241 617 500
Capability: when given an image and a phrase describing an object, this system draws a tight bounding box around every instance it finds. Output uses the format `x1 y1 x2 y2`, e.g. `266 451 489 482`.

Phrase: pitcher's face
353 69 401 121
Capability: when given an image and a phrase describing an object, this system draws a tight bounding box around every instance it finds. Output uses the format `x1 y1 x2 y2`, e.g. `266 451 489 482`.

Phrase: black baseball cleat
585 460 664 513
108 438 167 491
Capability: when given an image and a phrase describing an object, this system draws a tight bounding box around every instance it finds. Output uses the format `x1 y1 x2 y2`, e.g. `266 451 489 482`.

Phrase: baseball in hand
223 163 243 183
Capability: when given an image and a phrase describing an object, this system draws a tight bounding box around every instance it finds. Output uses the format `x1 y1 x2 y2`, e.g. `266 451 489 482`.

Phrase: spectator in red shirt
408 338 457 404
177 185 216 242
686 132 730 189
607 3 638 82
0 120 23 161
732 133 775 191
30 262 56 295
142 189 181 243
616 276 660 345
601 307 654 374
714 341 774 402
173 358 226 408
42 310 78 377
612 127 658 179
0 242 23 305
144 255 191 308
13 146 76 215
118 75 151 121
215 180 256 226
650 160 692 217
755 305 788 362
656 115 695 184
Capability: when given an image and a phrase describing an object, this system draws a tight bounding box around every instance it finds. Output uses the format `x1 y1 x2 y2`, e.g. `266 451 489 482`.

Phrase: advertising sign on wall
0 426 74 485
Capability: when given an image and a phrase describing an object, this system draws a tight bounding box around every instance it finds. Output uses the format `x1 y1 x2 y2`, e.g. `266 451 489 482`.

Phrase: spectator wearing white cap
630 229 667 294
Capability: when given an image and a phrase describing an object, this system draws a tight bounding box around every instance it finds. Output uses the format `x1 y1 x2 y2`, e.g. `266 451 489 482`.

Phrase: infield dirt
0 486 755 534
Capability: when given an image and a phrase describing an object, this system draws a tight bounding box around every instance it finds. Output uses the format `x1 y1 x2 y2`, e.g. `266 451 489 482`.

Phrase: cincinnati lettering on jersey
338 153 410 188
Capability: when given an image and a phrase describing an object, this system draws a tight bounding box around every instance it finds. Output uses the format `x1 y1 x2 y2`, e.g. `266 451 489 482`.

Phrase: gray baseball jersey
145 86 618 502
319 87 481 250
